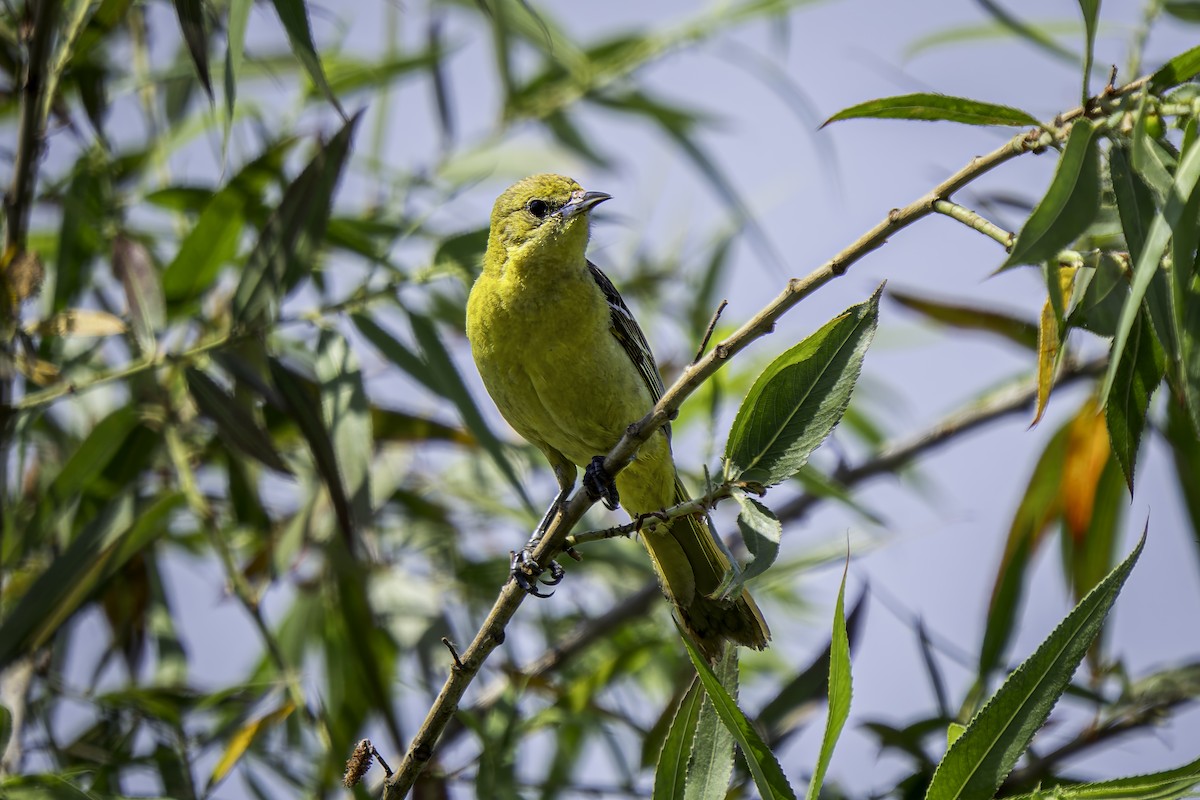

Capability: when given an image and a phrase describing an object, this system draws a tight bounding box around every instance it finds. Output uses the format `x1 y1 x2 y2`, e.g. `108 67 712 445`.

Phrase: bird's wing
587 260 666 405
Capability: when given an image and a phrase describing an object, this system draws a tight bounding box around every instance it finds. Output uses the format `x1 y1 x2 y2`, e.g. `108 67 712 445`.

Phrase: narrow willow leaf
1003 119 1101 269
1165 0 1200 21
657 681 700 800
208 701 296 790
1149 44 1200 92
1075 0 1099 101
1165 399 1200 568
891 289 1037 350
27 308 125 338
682 635 797 800
1068 253 1128 337
233 113 360 326
1004 754 1200 800
173 0 213 101
1109 144 1156 262
759 592 867 747
684 650 737 800
112 235 164 355
270 0 345 117
717 493 781 601
926 531 1146 800
224 0 251 147
268 356 355 545
1132 101 1177 201
1171 127 1200 434
0 706 10 757
1032 265 1078 426
315 330 373 533
725 287 880 486
805 561 852 800
46 406 141 507
185 368 292 474
1105 312 1165 489
822 93 1040 127
1101 138 1200 403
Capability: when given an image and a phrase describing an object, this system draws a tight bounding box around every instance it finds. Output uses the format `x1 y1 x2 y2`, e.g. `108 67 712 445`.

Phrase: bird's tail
637 476 771 661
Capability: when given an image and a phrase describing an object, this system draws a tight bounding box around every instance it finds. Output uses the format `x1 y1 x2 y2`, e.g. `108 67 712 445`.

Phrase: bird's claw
509 549 565 598
583 456 620 511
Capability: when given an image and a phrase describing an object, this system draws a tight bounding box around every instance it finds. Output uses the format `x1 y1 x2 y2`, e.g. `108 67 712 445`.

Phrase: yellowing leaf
208 700 296 789
1032 265 1078 426
28 308 127 338
1060 397 1111 542
15 352 60 385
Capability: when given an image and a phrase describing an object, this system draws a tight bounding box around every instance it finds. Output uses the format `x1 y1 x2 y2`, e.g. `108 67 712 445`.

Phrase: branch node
887 208 902 223
714 343 731 359
830 259 848 276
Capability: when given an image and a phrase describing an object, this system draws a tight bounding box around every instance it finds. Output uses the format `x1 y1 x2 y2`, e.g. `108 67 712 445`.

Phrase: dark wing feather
587 260 666 407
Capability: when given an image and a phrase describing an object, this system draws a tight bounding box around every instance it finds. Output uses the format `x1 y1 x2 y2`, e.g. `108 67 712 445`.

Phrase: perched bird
465 173 770 659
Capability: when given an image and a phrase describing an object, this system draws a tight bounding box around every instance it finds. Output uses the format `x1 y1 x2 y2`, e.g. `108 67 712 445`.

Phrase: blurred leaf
315 330 373 532
270 0 345 116
0 492 181 672
1005 754 1200 800
725 287 880 487
53 151 110 312
320 50 444 97
717 493 781 601
268 356 355 545
890 289 1038 350
372 407 471 444
223 0 251 149
682 635 797 800
823 93 1040 127
1101 133 1200 404
46 406 141 507
973 0 1082 65
185 368 292 474
26 308 125 338
1068 252 1127 336
1002 119 1101 269
112 235 164 354
208 700 296 790
760 591 867 747
233 113 361 326
904 20 1085 61
684 650 737 800
1171 127 1200 433
352 311 531 507
1075 0 1099 100
1150 43 1200 92
979 412 1072 677
1105 312 1165 489
0 705 11 756
1166 398 1200 574
928 531 1145 800
173 0 213 101
804 561 852 800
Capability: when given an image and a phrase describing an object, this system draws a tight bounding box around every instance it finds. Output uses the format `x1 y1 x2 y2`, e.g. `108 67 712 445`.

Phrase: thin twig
932 200 1016 250
693 299 728 364
566 484 736 548
382 75 1150 798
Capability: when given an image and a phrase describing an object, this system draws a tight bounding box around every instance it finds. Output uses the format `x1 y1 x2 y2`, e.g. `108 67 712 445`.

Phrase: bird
465 173 770 660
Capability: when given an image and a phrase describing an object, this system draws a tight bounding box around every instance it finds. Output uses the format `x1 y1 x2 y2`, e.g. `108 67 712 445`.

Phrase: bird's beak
557 190 611 219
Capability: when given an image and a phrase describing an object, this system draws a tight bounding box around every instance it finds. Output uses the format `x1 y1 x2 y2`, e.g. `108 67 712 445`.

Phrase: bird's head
486 173 611 266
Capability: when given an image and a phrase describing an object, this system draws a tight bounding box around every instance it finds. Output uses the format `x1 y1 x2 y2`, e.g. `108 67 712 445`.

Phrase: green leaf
1105 312 1165 490
1068 253 1128 337
1132 101 1177 201
0 705 11 757
684 649 737 800
1003 754 1200 800
656 682 707 799
314 330 373 533
682 636 797 800
224 0 251 145
173 0 213 101
1101 134 1200 404
0 492 181 672
725 286 880 486
45 405 141 507
805 561 852 800
352 311 531 509
890 289 1038 349
1171 126 1200 434
926 530 1146 800
717 493 781 601
270 0 345 116
758 591 867 747
53 151 110 312
1003 119 1102 269
1165 399 1200 576
1149 44 1200 92
822 93 1040 127
232 113 361 326
268 356 355 545
1075 0 1099 101
1109 143 1156 262
185 367 292 474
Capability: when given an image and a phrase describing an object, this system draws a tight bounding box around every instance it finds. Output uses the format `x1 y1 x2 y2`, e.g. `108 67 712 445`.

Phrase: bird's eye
526 199 550 219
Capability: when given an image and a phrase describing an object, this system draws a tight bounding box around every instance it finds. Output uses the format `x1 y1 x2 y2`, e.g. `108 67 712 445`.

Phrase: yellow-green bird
465 173 770 659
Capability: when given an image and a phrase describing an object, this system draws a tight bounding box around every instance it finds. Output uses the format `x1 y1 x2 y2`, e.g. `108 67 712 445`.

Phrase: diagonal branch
382 75 1150 798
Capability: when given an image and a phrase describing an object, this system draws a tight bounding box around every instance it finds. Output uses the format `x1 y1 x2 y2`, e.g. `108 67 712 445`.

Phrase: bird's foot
510 548 565 598
583 456 620 510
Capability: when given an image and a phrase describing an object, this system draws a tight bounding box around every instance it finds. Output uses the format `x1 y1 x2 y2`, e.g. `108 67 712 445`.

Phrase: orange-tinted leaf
1059 396 1111 542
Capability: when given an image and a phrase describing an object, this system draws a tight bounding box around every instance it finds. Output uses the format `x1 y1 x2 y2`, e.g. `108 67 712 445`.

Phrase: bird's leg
511 466 573 596
583 456 620 511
